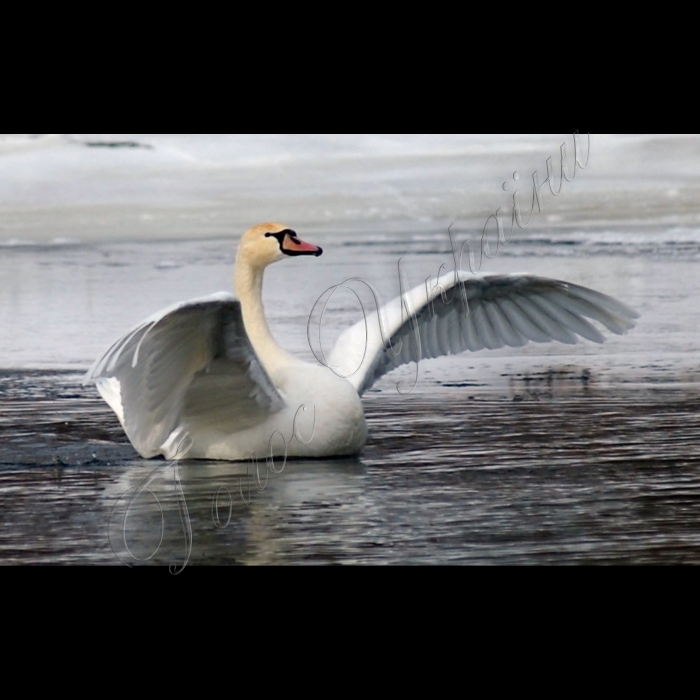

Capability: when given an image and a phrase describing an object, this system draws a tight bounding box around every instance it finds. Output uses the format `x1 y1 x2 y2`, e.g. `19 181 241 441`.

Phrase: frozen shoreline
2 134 700 245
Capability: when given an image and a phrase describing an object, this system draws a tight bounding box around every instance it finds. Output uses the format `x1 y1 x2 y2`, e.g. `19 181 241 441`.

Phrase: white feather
329 272 639 395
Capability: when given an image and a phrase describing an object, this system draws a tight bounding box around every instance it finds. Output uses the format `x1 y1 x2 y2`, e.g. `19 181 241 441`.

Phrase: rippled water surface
2 371 700 566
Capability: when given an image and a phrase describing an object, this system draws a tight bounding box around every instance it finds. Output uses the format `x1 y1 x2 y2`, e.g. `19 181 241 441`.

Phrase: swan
84 222 639 461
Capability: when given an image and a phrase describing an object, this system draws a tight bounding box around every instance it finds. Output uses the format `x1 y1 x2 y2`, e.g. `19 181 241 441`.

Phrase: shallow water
2 134 700 566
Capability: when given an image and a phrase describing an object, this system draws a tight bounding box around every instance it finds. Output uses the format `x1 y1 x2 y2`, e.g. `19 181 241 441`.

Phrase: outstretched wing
328 273 639 396
84 292 286 457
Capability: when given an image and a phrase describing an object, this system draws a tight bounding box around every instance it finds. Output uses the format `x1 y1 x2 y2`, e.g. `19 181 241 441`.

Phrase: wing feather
484 300 527 348
85 294 285 458
471 301 503 350
328 272 638 395
510 293 579 345
495 297 553 343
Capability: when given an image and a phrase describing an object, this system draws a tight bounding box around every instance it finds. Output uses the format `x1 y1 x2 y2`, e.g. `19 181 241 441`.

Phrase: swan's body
85 223 639 461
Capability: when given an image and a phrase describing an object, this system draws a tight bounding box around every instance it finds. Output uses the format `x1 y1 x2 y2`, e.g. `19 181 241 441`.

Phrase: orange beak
283 233 323 257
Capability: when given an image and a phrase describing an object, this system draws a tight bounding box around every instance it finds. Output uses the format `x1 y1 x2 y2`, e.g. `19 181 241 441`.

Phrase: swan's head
238 223 323 269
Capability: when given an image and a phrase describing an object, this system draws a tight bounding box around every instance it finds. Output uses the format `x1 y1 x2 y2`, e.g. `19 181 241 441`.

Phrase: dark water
3 371 700 566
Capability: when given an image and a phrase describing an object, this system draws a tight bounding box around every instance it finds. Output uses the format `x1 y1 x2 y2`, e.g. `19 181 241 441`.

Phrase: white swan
84 222 639 461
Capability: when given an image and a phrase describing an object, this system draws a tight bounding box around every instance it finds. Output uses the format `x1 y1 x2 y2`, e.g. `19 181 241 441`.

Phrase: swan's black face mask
265 229 323 257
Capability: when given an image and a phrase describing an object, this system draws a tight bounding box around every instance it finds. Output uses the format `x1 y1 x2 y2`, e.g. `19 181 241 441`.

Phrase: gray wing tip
561 281 640 329
82 361 100 385
601 296 640 323
605 303 640 333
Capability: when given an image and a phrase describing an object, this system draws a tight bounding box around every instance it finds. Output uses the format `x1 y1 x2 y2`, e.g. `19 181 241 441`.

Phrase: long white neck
235 256 290 371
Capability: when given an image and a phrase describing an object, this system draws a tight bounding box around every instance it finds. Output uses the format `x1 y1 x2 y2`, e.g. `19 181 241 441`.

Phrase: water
2 134 700 566
2 373 700 565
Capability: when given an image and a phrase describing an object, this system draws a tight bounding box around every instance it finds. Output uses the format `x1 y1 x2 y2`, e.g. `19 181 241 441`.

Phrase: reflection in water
105 456 369 568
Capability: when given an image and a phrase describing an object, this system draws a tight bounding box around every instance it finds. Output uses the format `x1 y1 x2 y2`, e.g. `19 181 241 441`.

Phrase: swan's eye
265 229 297 245
265 230 295 240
